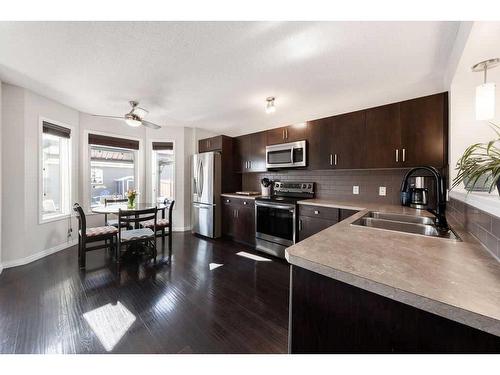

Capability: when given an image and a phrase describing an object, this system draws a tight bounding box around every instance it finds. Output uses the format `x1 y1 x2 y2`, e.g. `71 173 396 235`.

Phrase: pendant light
265 97 276 114
472 58 499 121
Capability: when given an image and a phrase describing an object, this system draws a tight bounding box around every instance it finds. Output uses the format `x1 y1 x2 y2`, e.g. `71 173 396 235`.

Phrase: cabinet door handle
334 154 338 166
236 209 239 218
298 219 302 231
285 129 288 139
314 210 319 215
243 201 247 205
402 148 406 162
395 149 399 163
282 129 285 140
329 154 333 166
249 161 252 169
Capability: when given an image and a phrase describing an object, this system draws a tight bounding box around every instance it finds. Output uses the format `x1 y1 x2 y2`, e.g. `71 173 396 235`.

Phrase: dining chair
73 203 118 269
104 197 128 227
140 199 175 263
117 207 158 265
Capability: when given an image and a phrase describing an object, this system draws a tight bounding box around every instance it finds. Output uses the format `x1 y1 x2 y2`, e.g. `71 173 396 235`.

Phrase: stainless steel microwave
265 140 307 169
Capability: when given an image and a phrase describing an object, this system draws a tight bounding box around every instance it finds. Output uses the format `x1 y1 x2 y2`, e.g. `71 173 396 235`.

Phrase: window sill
40 213 71 225
449 190 500 218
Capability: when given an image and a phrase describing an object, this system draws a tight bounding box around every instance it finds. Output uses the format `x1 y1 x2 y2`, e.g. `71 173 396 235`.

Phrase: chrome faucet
400 166 448 230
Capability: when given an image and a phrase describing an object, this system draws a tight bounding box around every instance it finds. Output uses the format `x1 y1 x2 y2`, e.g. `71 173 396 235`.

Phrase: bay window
152 142 175 203
88 134 139 208
41 120 71 222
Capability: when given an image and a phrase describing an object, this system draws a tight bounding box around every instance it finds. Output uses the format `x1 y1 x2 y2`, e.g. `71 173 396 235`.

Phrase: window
41 121 71 221
152 142 175 203
88 134 139 208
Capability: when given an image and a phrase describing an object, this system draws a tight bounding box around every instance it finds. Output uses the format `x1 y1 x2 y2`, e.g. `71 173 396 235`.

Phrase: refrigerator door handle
198 159 204 197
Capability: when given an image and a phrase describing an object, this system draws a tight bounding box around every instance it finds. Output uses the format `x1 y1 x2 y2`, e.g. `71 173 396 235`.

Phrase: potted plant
452 122 500 195
127 189 138 208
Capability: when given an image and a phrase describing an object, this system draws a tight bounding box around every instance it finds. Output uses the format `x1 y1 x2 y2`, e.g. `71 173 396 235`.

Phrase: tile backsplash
448 198 500 260
243 168 423 205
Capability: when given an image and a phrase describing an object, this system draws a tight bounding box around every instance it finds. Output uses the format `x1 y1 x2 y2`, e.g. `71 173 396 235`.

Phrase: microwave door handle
290 148 294 164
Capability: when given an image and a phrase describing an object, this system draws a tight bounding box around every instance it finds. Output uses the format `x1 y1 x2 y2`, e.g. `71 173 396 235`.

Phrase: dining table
92 202 169 264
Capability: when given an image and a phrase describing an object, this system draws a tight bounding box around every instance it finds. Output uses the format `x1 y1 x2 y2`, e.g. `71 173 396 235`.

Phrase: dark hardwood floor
0 233 290 354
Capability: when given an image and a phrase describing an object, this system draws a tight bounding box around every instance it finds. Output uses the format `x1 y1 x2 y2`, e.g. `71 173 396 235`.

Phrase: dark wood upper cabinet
308 117 334 170
198 135 223 153
365 103 402 168
400 93 447 168
236 131 267 172
331 111 366 169
267 123 308 145
308 111 365 170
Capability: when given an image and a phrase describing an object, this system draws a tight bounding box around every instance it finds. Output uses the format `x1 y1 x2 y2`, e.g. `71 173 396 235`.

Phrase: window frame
83 130 143 214
38 117 73 224
149 139 176 207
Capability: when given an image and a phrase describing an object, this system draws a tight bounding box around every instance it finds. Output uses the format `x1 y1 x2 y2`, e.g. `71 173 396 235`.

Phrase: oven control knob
308 184 312 189
302 184 306 188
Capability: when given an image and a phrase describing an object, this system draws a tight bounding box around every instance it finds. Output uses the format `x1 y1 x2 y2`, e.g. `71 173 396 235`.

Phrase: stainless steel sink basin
365 211 435 225
351 212 461 241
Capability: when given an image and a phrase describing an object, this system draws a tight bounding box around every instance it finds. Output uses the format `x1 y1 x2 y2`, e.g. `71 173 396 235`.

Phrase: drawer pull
314 210 319 215
243 201 247 205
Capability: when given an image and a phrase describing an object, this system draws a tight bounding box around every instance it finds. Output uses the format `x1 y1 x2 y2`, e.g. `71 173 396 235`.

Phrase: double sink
352 211 461 241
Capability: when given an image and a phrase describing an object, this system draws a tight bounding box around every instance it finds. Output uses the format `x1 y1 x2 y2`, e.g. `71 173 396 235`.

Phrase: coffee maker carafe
409 177 428 209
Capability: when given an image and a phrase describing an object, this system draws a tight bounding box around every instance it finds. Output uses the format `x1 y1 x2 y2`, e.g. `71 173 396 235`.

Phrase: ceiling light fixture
472 58 500 121
265 96 276 114
125 118 141 127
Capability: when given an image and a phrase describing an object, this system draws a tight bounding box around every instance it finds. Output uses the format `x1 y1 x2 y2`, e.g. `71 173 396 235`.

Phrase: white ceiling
0 21 460 136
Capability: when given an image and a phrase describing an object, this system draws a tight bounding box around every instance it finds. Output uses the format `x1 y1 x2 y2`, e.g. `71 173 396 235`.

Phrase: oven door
266 140 307 169
255 201 296 246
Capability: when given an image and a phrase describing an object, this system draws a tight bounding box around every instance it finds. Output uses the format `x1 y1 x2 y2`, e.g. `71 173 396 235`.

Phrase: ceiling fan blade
142 120 161 130
91 114 125 120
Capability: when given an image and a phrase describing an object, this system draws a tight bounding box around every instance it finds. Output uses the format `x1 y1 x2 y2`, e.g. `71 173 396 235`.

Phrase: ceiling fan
92 101 161 129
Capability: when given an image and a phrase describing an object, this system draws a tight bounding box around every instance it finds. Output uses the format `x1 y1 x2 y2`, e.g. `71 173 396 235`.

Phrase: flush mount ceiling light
472 58 500 121
265 96 276 114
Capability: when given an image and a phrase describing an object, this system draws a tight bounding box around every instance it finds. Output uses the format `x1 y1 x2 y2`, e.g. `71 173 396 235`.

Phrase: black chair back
163 199 175 224
73 203 87 238
118 207 158 230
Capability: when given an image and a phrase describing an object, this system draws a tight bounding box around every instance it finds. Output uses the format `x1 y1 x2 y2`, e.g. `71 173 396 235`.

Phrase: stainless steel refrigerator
191 152 221 238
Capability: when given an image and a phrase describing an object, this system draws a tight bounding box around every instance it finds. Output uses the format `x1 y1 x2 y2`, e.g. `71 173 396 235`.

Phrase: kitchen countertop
287 199 500 337
221 193 261 200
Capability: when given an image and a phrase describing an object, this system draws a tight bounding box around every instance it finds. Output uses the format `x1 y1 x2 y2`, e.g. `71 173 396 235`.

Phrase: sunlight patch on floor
209 263 223 270
236 251 272 262
83 301 136 352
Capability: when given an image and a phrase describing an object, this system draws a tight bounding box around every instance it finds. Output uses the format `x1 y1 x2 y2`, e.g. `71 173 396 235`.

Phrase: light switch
353 185 359 195
379 186 386 196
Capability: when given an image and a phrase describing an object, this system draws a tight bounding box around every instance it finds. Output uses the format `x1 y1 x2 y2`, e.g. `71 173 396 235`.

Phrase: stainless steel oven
266 140 307 169
254 181 314 258
255 201 296 257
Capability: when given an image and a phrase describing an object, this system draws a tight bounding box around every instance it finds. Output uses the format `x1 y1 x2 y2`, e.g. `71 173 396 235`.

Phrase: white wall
449 22 500 185
1 84 80 267
0 80 2 273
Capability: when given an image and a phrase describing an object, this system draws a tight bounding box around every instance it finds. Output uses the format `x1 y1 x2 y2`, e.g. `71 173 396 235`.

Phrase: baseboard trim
1 239 78 270
173 226 191 232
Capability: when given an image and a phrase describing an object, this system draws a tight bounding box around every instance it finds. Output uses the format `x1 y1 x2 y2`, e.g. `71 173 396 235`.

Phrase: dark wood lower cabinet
221 197 255 247
289 266 500 353
298 207 359 242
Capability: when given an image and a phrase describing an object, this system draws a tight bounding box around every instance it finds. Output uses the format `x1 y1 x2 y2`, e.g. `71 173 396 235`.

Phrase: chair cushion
82 226 118 237
120 228 155 242
141 218 170 228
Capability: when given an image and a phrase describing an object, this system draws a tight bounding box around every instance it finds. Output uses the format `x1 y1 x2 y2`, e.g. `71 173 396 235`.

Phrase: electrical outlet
352 185 359 195
379 186 386 196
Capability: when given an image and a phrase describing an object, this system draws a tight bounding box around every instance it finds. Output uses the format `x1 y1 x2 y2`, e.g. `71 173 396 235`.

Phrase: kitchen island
286 199 500 353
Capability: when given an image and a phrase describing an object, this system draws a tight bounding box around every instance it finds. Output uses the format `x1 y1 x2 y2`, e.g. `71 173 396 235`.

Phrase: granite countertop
221 193 261 200
286 199 500 337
